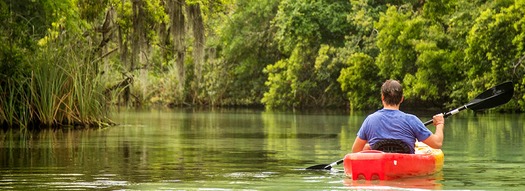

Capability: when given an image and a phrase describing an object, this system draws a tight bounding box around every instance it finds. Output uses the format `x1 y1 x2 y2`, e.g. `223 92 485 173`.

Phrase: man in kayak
351 79 445 154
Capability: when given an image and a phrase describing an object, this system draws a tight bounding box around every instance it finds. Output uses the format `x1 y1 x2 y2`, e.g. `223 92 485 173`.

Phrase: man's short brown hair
381 80 403 105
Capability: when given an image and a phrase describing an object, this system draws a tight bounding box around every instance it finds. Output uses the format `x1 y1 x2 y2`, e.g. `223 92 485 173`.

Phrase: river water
1 109 524 190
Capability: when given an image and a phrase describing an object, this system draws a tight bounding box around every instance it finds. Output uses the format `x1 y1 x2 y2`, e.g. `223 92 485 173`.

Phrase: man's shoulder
402 112 418 118
367 110 385 118
402 112 425 126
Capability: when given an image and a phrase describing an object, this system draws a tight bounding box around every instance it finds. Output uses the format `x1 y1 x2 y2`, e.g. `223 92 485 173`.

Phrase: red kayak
343 142 444 180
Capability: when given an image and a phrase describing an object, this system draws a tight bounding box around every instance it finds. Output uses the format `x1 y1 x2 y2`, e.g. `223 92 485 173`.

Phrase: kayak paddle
422 81 514 125
305 81 514 170
305 159 343 170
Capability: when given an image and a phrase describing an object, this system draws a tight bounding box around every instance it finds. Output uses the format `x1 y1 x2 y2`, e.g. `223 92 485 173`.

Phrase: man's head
381 80 403 106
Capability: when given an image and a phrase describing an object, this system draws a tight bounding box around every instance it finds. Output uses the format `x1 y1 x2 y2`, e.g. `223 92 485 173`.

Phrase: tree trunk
131 0 144 72
100 6 117 74
130 0 147 106
118 0 130 105
159 0 170 63
188 3 205 102
168 0 186 92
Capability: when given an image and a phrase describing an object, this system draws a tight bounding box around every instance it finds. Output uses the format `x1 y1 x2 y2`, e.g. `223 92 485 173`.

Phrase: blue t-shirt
357 109 432 153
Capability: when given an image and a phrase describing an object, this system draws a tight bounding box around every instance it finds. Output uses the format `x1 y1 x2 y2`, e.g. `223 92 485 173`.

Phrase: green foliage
0 79 29 127
375 6 419 80
338 52 381 110
273 0 352 54
78 0 109 21
407 22 457 102
375 5 460 105
262 42 318 109
0 0 108 128
346 0 380 57
0 34 109 128
0 0 50 81
262 0 352 109
262 58 295 109
112 0 133 29
312 45 347 107
110 0 167 46
465 0 525 110
4 0 525 118
420 0 477 107
209 0 280 106
263 43 347 109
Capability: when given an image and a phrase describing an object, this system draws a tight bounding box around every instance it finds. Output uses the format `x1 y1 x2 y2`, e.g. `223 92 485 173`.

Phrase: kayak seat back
371 139 411 154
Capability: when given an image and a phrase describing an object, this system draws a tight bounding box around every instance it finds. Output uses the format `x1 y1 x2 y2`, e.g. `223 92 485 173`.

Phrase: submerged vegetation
2 0 525 128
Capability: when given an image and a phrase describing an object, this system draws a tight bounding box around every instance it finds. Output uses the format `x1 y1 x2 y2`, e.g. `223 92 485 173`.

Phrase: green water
1 109 524 190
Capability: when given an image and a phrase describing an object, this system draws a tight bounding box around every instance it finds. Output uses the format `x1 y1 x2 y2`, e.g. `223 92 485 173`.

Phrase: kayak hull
343 142 444 180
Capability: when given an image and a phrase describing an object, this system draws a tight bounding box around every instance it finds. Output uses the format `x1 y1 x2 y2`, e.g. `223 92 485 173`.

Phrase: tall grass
0 37 110 128
0 79 30 127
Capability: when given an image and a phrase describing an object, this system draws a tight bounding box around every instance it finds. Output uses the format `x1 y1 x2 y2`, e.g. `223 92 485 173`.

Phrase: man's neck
383 104 400 110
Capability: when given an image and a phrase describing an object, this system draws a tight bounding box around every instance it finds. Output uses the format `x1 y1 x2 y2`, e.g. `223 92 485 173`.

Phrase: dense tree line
1 0 524 127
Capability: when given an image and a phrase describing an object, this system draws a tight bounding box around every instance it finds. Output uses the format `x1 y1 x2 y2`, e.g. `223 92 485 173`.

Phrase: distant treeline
1 0 524 127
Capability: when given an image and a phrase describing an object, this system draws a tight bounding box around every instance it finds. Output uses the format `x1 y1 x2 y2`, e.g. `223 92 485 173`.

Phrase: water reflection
0 110 524 190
